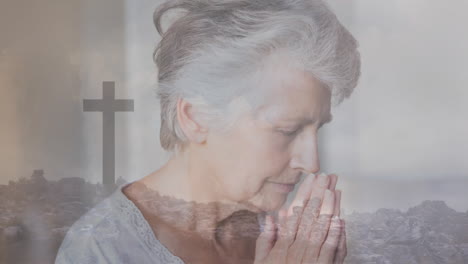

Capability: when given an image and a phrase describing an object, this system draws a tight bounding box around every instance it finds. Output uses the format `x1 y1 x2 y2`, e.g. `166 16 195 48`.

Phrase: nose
289 128 320 174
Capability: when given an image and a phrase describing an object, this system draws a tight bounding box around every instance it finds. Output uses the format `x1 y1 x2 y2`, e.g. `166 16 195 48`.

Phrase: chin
244 188 290 213
242 197 286 213
259 194 289 212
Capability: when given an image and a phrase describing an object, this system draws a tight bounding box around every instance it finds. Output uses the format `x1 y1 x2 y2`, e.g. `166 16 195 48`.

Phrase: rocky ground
344 201 468 264
1 171 467 264
0 171 117 264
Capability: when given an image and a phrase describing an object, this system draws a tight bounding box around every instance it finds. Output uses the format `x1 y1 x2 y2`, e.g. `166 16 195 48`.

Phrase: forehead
254 63 332 123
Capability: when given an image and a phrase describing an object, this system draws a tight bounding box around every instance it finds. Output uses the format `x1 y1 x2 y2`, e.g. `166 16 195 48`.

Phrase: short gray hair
153 0 361 155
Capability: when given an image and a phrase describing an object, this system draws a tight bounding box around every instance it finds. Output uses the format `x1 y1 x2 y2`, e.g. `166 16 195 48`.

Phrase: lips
268 182 297 193
273 182 298 185
266 174 301 192
268 179 300 185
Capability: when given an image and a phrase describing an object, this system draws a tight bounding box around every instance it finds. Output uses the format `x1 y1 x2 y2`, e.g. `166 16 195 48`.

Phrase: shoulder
55 183 186 264
55 187 145 263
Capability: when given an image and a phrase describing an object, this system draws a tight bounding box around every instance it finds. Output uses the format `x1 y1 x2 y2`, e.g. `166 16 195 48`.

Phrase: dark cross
83 81 134 186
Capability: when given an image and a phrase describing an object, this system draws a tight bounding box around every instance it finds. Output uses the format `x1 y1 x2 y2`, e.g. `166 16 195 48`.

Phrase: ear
176 98 208 144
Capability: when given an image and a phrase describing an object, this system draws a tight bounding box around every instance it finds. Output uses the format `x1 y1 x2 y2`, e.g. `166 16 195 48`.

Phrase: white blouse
55 182 185 264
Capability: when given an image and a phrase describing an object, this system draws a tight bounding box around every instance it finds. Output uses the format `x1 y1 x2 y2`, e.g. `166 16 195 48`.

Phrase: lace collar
110 182 186 264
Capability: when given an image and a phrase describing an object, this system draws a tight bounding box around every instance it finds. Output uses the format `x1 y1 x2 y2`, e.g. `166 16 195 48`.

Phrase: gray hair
153 0 361 155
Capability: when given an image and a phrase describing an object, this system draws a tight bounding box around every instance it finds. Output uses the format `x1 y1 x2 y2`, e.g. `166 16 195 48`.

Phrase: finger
287 174 316 216
277 208 287 227
275 208 288 244
276 174 315 241
333 220 347 264
308 173 330 216
295 196 321 242
301 189 334 263
317 216 342 263
276 205 302 246
277 174 317 245
328 174 338 191
254 214 277 262
320 189 335 217
290 181 325 263
296 174 330 241
333 190 341 217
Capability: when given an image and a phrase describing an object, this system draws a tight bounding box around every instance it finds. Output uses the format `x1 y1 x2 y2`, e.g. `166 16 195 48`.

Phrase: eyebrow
282 113 333 127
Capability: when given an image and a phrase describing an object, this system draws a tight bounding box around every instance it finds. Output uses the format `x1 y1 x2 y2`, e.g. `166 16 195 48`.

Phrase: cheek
229 151 290 205
250 140 291 179
240 131 291 183
220 156 282 203
213 121 292 201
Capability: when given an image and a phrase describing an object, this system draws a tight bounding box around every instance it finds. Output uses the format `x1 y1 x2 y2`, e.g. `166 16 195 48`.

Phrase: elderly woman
56 0 360 263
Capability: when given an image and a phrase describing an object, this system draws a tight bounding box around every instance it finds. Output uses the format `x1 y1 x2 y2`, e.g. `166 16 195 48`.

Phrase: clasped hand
254 173 346 264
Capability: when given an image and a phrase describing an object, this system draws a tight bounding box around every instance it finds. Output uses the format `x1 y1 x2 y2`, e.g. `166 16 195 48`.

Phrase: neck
133 150 262 240
159 149 223 202
123 181 260 263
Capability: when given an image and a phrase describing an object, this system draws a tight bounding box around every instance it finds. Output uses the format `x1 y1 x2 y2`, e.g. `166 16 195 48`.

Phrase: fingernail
319 173 329 184
306 173 316 182
312 173 318 180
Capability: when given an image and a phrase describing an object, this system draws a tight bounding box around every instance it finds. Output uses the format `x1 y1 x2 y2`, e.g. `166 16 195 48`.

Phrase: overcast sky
325 0 468 179
1 0 467 212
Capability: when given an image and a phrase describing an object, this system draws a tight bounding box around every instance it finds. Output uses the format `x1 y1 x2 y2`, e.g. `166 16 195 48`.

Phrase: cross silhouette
83 81 134 186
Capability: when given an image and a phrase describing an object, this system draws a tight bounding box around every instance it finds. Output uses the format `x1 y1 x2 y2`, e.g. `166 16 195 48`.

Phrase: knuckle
279 228 294 241
311 208 321 219
309 229 326 244
299 215 314 227
286 206 302 224
314 218 331 231
325 236 339 247
319 213 332 222
304 200 321 217
293 205 304 213
309 196 321 206
322 240 338 252
308 197 321 210
312 220 329 235
329 225 341 237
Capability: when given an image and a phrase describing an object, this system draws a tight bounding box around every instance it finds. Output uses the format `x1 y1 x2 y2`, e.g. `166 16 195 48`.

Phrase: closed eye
278 121 328 137
278 128 300 137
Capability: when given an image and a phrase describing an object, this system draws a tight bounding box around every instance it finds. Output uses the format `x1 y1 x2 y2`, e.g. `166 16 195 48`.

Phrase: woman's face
204 65 332 212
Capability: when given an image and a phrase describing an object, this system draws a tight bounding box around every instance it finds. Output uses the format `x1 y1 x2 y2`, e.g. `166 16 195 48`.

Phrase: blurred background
1 0 467 263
